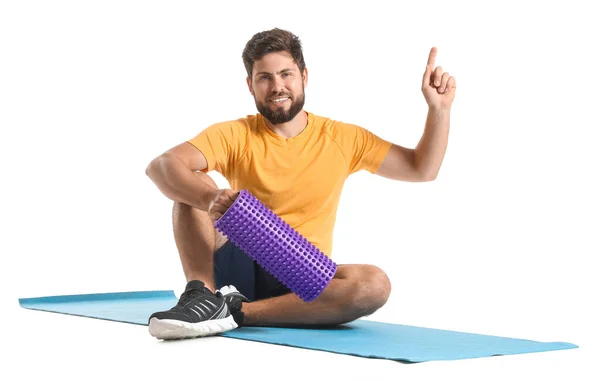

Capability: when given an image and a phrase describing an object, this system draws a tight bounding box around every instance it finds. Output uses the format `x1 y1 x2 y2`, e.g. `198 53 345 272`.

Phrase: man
145 28 456 340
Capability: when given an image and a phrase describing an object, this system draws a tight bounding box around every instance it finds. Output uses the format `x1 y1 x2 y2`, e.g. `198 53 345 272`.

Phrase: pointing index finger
427 47 437 68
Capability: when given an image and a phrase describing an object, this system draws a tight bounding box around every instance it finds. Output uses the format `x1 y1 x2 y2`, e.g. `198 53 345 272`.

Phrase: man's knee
192 172 227 247
350 265 391 315
172 198 228 251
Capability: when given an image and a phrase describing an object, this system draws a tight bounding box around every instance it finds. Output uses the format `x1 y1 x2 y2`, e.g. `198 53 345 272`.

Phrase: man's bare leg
172 172 227 292
242 264 392 326
149 173 233 340
172 172 391 326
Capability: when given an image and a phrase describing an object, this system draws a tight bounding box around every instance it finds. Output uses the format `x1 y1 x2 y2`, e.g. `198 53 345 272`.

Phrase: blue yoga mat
18 290 577 363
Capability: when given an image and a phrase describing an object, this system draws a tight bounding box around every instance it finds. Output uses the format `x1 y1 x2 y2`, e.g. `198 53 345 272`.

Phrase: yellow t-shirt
188 111 392 258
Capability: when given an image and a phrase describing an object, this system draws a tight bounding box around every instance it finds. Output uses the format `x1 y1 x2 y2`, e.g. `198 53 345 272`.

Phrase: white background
1 0 598 380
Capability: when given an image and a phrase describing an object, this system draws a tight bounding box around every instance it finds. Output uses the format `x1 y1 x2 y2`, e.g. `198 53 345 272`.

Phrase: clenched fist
207 189 239 221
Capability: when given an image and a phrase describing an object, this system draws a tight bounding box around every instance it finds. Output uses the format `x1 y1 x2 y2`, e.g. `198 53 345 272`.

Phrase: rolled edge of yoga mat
214 190 337 302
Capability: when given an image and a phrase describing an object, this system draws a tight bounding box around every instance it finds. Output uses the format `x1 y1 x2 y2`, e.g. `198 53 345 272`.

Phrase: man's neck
264 110 308 139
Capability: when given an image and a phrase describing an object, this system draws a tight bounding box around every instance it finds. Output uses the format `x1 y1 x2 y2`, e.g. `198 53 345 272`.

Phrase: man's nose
270 75 286 94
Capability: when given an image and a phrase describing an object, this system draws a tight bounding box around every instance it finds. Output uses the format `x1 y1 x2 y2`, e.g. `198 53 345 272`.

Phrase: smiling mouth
269 97 290 104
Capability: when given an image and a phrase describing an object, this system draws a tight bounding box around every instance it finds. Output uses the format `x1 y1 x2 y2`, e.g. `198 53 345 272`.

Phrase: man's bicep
375 143 421 181
165 142 209 172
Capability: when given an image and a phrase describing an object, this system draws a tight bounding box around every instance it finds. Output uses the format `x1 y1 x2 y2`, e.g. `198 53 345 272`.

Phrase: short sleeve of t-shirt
332 122 393 175
187 120 248 177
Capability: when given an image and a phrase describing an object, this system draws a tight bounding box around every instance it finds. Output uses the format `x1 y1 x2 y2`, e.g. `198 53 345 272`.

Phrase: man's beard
255 90 305 125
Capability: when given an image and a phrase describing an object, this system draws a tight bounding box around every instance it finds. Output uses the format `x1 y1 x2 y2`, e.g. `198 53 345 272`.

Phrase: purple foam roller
214 190 337 302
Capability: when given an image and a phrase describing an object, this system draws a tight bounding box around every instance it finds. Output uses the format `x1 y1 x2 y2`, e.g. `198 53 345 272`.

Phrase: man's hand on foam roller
207 189 239 221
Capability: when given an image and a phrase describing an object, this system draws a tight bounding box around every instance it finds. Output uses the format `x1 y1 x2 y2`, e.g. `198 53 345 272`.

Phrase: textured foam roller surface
214 189 337 302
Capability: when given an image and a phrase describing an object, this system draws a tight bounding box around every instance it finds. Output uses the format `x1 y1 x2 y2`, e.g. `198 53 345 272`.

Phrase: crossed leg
173 172 392 326
241 264 391 326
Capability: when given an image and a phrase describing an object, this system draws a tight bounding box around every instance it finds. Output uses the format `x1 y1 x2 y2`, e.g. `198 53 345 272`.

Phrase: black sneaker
148 280 237 340
218 285 250 326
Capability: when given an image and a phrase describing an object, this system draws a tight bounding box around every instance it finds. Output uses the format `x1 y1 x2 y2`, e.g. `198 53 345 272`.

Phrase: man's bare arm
145 142 218 211
376 106 450 182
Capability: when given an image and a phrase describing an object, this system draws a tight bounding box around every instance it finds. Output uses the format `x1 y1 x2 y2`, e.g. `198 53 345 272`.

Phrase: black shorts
213 240 291 302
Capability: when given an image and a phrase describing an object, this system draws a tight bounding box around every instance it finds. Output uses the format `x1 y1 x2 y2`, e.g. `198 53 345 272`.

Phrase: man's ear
302 67 308 88
246 76 254 95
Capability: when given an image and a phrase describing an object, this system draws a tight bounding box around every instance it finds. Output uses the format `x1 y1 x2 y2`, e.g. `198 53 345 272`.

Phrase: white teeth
271 97 289 103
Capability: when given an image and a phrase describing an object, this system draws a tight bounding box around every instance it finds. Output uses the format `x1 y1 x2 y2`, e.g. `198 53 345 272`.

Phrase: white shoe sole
148 315 238 340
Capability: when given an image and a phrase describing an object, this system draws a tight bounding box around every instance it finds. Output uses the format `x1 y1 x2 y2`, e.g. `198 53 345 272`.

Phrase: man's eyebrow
255 68 295 76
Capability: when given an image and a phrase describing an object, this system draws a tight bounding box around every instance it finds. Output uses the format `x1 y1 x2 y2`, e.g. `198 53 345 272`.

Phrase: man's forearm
146 154 216 211
414 106 451 180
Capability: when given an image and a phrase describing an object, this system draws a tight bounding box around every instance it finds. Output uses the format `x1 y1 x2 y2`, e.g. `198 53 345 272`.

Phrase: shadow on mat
236 323 355 330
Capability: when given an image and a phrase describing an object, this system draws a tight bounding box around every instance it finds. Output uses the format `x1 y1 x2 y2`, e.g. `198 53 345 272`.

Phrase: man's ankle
185 277 215 293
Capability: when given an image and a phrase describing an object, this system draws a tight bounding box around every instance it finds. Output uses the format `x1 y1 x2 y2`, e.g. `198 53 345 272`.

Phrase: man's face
247 51 308 125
